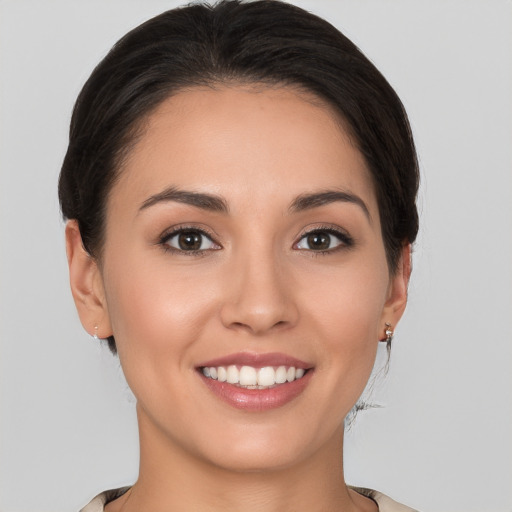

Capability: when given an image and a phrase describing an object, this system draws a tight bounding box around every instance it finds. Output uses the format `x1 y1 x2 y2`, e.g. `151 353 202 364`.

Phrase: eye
295 228 352 252
162 228 219 253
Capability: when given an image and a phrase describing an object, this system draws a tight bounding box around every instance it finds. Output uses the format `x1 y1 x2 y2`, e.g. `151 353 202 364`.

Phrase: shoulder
79 487 131 512
350 486 420 512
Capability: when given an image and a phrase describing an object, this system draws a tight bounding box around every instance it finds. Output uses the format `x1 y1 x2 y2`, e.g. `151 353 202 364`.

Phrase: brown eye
295 229 350 252
178 231 202 250
164 229 218 252
305 232 330 251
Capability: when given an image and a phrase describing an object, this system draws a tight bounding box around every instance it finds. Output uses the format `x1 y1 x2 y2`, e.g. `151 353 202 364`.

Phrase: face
72 85 408 472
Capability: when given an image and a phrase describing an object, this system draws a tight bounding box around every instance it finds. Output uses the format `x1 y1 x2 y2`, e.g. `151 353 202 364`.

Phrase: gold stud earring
384 322 393 344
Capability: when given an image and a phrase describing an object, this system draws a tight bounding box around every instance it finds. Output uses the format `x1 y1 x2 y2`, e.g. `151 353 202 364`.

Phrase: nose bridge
221 241 297 334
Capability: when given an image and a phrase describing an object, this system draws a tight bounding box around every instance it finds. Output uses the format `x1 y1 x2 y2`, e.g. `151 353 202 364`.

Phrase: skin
66 85 410 512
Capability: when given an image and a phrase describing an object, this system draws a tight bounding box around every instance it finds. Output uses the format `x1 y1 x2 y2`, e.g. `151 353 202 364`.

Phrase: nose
220 248 299 336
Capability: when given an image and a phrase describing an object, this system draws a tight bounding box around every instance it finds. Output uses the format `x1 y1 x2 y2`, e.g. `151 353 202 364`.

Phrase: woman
59 1 419 510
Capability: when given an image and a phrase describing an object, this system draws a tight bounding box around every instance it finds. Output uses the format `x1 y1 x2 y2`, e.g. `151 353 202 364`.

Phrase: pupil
307 232 330 250
179 231 201 250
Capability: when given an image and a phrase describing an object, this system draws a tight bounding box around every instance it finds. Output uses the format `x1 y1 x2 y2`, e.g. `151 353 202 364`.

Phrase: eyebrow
139 186 229 213
288 190 371 221
139 186 370 221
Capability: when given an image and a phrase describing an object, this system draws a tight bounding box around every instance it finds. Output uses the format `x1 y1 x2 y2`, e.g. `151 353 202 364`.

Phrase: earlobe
65 220 112 338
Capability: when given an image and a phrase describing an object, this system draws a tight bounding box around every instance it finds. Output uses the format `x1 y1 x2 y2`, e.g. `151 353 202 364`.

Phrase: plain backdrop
1 1 511 511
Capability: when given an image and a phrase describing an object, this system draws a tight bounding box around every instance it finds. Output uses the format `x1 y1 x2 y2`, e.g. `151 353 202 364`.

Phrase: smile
197 352 313 411
201 365 306 388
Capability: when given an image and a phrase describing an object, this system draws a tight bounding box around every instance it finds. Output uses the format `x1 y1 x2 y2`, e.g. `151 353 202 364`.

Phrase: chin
188 420 339 474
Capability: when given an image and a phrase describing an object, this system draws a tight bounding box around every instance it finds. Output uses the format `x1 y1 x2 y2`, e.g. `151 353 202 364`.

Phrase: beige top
80 486 419 512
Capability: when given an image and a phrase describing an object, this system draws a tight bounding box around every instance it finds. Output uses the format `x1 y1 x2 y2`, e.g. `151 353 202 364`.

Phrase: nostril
219 280 300 334
227 318 290 335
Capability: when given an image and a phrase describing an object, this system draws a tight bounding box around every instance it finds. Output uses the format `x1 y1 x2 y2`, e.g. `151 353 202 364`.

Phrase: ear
65 220 112 338
380 244 412 336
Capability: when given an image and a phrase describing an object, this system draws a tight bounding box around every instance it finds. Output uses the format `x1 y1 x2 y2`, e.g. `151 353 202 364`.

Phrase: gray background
1 1 511 511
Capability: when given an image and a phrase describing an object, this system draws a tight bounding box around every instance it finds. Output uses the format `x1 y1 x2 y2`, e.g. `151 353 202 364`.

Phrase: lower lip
199 370 313 411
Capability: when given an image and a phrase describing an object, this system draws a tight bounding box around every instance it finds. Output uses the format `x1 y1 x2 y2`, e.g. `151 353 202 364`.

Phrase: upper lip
197 352 312 369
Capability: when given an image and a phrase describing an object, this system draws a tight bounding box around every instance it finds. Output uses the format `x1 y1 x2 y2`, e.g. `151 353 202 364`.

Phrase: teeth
201 364 307 387
217 366 227 382
257 366 275 387
226 365 239 384
275 366 287 384
239 366 257 386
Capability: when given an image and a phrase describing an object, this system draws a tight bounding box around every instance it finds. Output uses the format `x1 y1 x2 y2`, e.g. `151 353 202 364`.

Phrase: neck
111 403 375 512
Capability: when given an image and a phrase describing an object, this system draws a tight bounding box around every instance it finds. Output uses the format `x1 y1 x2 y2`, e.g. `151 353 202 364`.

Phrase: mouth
196 353 314 411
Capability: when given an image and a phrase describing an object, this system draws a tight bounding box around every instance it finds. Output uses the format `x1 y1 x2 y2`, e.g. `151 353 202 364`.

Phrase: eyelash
159 225 221 256
294 225 354 255
158 224 354 256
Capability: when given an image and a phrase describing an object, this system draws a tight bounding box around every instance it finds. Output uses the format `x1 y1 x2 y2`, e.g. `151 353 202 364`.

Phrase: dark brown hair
59 0 419 353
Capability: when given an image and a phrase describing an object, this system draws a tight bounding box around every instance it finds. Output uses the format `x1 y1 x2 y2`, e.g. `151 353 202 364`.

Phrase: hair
59 0 419 354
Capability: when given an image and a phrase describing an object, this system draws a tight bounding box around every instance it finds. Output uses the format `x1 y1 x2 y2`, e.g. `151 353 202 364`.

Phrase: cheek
101 250 221 365
301 254 389 340
300 254 390 398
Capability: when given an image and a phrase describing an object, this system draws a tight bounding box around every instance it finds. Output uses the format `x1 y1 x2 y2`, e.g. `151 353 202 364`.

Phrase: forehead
111 85 377 215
